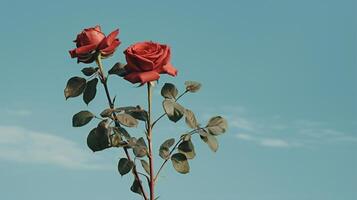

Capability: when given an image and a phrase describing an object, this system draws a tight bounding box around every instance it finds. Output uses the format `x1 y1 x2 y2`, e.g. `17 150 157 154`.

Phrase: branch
151 90 188 128
154 127 205 183
96 55 148 200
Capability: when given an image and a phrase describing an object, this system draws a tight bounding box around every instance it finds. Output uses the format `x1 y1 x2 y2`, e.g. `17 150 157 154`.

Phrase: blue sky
0 0 356 199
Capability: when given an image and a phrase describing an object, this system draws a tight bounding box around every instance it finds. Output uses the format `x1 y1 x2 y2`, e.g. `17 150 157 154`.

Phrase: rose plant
64 25 228 200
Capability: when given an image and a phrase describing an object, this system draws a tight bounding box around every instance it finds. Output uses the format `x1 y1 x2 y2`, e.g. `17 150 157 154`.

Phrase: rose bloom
123 41 178 84
69 25 120 63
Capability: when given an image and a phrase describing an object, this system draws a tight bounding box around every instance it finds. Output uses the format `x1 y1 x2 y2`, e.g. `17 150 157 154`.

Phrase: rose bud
69 25 121 63
122 41 178 84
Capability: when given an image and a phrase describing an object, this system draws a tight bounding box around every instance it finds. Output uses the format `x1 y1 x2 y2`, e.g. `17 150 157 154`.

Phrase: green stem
147 83 155 200
95 54 148 200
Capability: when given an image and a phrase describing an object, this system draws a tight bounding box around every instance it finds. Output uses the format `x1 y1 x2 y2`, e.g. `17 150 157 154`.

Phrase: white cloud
219 105 357 148
236 133 255 141
236 133 292 148
6 109 32 117
229 116 258 132
259 138 290 148
0 125 110 170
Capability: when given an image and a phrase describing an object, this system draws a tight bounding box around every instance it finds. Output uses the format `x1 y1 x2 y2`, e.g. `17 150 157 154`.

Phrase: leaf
96 119 110 137
113 127 131 140
111 132 122 147
200 134 219 152
171 153 190 174
72 110 94 127
140 159 150 175
87 128 110 152
116 113 138 127
130 179 143 196
162 138 175 148
206 116 228 135
81 67 97 76
133 137 147 157
100 108 113 118
108 62 127 76
161 83 178 99
115 106 138 113
83 78 98 105
127 137 138 147
127 109 148 121
118 158 134 176
180 133 191 141
185 81 201 93
159 138 175 159
162 99 185 123
178 140 196 159
185 109 199 129
64 77 86 99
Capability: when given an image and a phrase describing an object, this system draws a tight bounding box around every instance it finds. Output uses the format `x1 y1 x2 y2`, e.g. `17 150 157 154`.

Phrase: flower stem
147 82 155 200
96 54 148 200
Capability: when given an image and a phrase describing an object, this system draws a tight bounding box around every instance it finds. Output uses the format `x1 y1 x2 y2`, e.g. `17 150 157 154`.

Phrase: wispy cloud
236 133 294 148
259 138 291 148
6 109 32 117
203 105 357 148
0 125 110 170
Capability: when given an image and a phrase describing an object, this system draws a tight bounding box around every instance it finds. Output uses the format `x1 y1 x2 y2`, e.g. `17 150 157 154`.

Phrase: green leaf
64 77 86 99
133 137 147 157
83 78 98 105
200 134 219 152
111 132 122 147
96 119 110 136
185 109 199 129
206 116 228 135
127 137 138 148
72 110 94 127
130 179 143 196
161 138 175 148
113 127 131 140
115 106 138 112
116 113 138 127
161 83 178 99
159 138 175 159
171 153 190 174
87 128 110 152
140 159 150 175
162 99 185 123
81 67 97 76
100 108 113 118
127 109 148 121
118 158 134 176
108 62 127 76
184 81 201 93
180 133 191 141
178 140 196 159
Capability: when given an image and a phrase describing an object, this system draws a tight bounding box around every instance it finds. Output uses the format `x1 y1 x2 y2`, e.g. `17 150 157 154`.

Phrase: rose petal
124 49 155 71
154 45 170 67
124 71 160 84
69 49 77 58
94 25 101 32
100 39 120 56
158 62 178 76
73 44 97 55
98 29 119 50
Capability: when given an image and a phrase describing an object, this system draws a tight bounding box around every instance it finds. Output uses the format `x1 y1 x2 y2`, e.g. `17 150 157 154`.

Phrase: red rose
123 41 178 84
69 25 120 63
